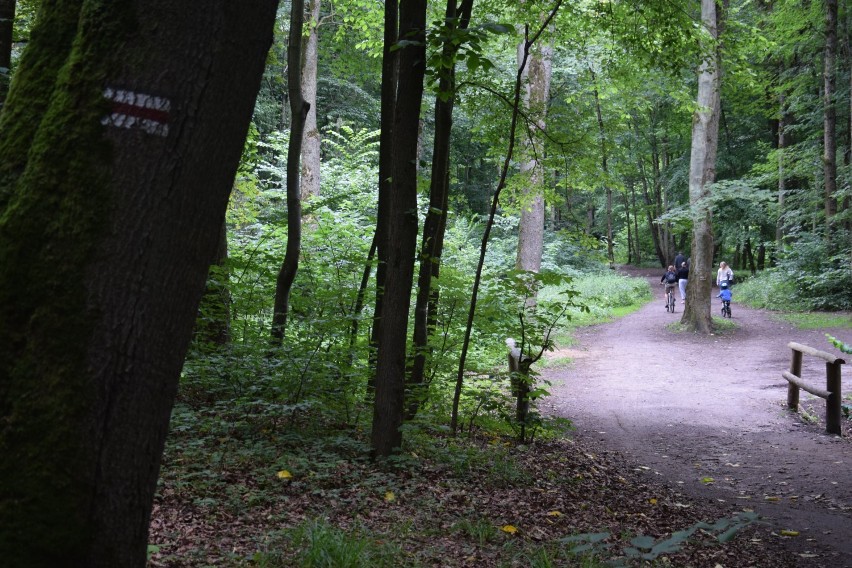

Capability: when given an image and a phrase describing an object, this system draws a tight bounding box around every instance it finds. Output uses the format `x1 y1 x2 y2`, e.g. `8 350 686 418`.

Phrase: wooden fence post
826 361 842 435
787 348 802 409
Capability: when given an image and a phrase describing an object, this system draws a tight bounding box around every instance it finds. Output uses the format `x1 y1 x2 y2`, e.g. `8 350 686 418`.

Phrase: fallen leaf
384 491 395 503
780 530 799 537
501 525 518 534
649 498 657 505
546 511 562 517
276 470 292 480
701 477 715 484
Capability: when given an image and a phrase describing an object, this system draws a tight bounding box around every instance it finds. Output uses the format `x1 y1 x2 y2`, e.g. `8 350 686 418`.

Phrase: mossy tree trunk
0 1 276 566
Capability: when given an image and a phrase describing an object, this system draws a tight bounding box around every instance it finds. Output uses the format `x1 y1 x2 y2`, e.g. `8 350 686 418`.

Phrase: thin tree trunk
823 0 838 240
682 0 722 334
407 0 473 419
776 95 786 248
370 0 426 457
271 0 308 346
367 0 399 397
300 0 321 200
589 66 613 265
451 4 562 434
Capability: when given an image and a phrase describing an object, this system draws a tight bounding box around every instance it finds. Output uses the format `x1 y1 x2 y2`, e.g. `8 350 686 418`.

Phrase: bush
737 234 852 311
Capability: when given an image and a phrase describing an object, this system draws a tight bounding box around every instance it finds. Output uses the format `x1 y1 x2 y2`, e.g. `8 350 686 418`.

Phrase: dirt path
544 267 852 567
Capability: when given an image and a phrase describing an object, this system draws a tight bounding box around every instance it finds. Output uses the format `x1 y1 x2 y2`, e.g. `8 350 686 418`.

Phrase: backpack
665 272 677 283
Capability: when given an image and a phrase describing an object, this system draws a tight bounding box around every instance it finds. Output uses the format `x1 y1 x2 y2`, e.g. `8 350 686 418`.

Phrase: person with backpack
676 261 689 302
716 261 734 288
660 265 678 307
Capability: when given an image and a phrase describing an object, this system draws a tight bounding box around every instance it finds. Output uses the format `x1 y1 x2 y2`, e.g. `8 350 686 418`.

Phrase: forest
0 0 850 566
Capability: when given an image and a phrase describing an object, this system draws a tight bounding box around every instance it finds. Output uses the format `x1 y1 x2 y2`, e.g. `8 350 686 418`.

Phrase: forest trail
544 267 852 566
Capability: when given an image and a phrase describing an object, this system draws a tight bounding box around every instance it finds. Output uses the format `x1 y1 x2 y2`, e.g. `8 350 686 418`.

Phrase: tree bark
515 38 551 276
407 0 474 419
823 0 838 240
682 0 722 334
271 0 309 346
300 0 321 200
367 0 399 397
451 4 562 434
776 95 786 248
371 0 426 457
589 66 613 266
0 1 276 565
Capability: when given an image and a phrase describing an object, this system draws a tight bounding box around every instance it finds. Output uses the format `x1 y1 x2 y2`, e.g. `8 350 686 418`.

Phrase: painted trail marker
102 87 171 137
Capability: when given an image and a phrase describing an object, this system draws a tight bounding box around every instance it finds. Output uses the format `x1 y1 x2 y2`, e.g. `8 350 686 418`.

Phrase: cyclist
717 281 732 316
660 265 678 308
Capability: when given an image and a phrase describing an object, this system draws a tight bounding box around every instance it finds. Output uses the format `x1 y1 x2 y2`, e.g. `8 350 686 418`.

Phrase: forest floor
148 267 851 567
544 266 852 567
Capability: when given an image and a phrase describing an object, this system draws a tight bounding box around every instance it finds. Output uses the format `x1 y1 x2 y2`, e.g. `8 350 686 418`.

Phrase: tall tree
0 1 276 565
822 0 838 240
371 0 427 457
515 37 552 275
300 0 321 200
271 0 309 346
407 0 474 418
682 0 722 333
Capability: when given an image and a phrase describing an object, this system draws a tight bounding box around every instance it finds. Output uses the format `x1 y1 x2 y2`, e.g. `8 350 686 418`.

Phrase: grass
772 312 852 330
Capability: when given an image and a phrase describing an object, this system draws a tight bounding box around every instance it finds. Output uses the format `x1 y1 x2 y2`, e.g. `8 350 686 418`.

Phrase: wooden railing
782 342 846 435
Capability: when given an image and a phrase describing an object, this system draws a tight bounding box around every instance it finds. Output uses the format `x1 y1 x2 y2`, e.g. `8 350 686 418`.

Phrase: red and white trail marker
101 87 171 137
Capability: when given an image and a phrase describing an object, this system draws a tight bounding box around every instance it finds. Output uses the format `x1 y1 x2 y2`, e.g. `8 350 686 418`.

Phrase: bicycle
721 299 731 318
665 285 676 313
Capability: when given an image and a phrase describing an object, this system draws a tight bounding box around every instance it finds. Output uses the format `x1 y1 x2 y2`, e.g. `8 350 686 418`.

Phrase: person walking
674 251 686 271
676 261 689 302
716 261 733 288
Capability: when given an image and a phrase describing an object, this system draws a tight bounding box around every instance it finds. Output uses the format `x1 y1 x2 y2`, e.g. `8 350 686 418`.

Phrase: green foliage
736 235 852 311
771 313 852 330
563 511 762 566
255 519 402 567
827 334 852 354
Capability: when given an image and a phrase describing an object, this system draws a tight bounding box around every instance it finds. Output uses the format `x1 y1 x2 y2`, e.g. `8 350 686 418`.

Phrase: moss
0 0 138 563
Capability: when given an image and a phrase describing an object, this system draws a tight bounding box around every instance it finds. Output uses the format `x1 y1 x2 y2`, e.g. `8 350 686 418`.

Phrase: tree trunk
271 0 309 346
367 0 399 397
371 0 426 457
300 0 321 200
407 0 473 419
0 1 276 565
0 0 14 107
195 220 231 347
451 5 561 434
516 39 551 276
823 0 838 240
776 95 786 248
682 0 722 334
589 67 613 266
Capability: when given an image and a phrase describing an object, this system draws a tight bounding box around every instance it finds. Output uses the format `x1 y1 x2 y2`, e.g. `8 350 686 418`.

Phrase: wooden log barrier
783 342 846 435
